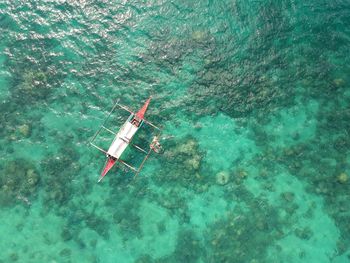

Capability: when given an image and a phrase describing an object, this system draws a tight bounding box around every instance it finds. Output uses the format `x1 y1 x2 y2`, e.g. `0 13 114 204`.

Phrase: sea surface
0 0 350 262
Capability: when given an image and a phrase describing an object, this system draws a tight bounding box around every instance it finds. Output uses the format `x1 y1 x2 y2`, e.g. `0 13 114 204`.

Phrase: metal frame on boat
90 97 162 182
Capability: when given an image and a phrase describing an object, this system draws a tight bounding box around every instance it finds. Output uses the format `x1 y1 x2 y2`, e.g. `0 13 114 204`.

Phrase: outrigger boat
90 97 162 182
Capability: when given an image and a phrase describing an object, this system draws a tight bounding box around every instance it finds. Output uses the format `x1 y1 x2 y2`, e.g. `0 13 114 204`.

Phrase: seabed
0 1 350 262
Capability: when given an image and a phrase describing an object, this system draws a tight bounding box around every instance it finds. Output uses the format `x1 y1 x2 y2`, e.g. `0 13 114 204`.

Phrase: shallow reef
60 204 112 244
5 38 64 105
134 254 154 263
245 85 350 255
205 197 285 263
0 158 40 207
157 229 204 263
42 157 73 209
102 176 149 240
273 133 350 252
111 202 142 240
11 70 50 102
41 153 78 208
154 136 210 190
0 0 350 261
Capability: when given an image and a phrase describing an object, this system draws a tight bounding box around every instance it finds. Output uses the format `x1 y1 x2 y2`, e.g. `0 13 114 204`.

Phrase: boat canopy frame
90 100 162 177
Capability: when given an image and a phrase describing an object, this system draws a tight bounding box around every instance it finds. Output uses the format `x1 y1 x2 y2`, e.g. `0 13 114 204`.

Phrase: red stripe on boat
135 97 151 120
100 158 116 179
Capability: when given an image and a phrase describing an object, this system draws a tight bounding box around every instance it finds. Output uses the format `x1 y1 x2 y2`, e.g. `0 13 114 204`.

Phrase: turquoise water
1 0 350 262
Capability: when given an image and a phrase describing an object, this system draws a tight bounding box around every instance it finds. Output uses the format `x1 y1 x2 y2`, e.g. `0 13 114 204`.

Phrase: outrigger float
90 97 162 182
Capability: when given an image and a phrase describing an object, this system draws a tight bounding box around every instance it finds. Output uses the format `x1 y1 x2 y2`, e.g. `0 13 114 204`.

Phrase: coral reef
14 71 50 101
295 227 313 240
41 147 81 208
0 159 40 206
112 205 142 239
0 0 349 261
257 125 350 254
154 136 209 189
59 248 71 257
134 254 154 263
281 192 295 202
62 207 111 242
205 196 286 263
233 167 249 184
174 230 204 262
159 230 204 262
85 212 110 239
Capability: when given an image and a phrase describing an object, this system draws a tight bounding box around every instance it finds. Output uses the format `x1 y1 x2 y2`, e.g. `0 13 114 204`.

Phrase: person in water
150 136 162 153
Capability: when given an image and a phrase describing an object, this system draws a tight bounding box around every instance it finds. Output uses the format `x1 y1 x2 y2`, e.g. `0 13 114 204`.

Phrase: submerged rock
333 78 345 87
216 171 230 185
185 155 201 170
26 169 39 187
176 139 197 155
337 173 348 184
134 254 153 263
18 124 31 137
295 227 313 240
9 253 19 262
237 169 248 179
59 248 71 257
61 227 73 241
191 30 207 41
9 69 53 106
281 192 295 202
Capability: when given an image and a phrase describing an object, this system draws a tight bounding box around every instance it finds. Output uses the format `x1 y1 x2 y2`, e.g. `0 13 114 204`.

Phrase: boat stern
98 157 116 182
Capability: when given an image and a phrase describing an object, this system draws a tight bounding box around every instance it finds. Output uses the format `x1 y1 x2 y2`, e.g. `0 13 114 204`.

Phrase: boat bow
135 97 151 119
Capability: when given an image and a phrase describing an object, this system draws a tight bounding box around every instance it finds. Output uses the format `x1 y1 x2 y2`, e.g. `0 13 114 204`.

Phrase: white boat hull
107 119 139 159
